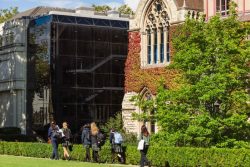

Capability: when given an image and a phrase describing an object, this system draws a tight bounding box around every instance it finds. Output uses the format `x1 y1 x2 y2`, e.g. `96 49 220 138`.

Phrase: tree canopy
118 4 134 15
92 5 111 13
134 3 250 148
0 7 18 23
92 4 134 15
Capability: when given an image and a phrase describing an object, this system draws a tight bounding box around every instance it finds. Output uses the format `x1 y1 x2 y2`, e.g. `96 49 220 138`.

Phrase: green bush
1 141 250 166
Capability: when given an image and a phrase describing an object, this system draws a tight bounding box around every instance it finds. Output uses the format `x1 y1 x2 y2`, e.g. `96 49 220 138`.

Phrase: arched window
142 0 170 67
140 88 156 134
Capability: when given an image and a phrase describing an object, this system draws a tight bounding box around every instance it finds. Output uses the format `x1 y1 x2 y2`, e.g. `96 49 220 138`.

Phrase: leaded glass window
143 0 170 67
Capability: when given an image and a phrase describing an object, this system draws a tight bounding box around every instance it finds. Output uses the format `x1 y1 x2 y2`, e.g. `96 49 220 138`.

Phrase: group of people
81 122 104 162
48 121 72 160
48 121 151 167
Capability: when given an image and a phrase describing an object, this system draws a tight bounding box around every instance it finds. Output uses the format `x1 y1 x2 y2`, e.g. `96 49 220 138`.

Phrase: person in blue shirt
48 121 60 160
110 128 124 163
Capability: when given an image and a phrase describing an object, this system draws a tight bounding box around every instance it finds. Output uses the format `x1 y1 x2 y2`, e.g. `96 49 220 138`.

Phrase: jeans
140 145 149 167
51 140 59 160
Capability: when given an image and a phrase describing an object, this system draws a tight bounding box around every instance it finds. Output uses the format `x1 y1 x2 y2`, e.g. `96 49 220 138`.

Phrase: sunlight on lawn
0 155 132 167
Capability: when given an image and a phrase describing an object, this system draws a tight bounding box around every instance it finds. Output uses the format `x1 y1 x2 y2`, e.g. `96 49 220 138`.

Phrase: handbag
137 139 145 150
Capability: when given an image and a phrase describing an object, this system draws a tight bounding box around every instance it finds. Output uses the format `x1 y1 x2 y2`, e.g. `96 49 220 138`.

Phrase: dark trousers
84 145 91 161
92 150 99 162
140 146 149 167
51 140 59 160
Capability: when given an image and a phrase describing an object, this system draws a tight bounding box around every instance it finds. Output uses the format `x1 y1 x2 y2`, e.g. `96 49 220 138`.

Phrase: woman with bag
61 122 72 160
139 125 151 167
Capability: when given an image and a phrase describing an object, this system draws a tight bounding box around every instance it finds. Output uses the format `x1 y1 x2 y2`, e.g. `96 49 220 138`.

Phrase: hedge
1 141 250 166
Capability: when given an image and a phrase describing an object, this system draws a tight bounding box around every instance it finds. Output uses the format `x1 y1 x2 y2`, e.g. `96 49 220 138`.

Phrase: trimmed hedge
1 141 250 166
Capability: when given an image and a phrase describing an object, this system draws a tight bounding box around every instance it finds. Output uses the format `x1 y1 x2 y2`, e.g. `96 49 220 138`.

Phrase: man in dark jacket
81 123 91 162
48 121 60 160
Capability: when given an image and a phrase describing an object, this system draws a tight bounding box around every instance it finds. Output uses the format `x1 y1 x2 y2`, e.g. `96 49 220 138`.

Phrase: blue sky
0 0 140 12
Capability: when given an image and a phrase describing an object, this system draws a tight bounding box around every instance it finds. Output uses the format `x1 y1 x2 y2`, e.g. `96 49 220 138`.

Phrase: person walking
139 125 151 167
110 128 124 163
48 121 60 160
81 123 91 162
61 122 72 160
90 122 100 163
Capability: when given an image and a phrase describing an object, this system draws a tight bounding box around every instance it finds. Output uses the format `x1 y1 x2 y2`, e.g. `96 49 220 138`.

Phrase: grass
0 155 134 167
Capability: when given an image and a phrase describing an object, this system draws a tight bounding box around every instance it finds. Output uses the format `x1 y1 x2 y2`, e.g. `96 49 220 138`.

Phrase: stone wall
0 19 28 134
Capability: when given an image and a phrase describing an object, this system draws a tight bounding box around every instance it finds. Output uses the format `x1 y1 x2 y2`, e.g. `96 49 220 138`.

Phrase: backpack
114 132 123 144
97 132 105 146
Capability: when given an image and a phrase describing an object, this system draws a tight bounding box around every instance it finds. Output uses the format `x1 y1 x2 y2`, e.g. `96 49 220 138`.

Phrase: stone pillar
122 92 141 135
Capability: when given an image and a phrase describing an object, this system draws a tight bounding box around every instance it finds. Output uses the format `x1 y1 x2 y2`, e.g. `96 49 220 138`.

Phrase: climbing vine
124 25 180 94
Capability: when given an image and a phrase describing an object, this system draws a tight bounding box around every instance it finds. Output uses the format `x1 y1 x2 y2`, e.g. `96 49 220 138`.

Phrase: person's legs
63 146 69 159
55 141 59 160
116 144 124 164
92 150 96 162
85 145 91 161
140 150 145 167
144 147 149 165
51 142 55 159
96 151 99 163
111 146 115 163
52 140 59 160
119 151 125 164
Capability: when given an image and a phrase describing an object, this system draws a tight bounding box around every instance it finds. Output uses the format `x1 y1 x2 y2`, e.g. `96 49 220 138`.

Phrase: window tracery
142 0 170 67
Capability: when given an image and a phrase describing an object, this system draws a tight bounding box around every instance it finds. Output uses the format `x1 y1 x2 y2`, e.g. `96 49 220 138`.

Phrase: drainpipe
206 0 208 20
243 0 245 16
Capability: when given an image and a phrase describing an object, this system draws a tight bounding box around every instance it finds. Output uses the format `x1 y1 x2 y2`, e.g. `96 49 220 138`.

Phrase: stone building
122 0 250 135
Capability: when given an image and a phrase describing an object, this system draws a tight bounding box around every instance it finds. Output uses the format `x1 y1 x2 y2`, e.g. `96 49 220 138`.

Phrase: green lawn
0 155 134 167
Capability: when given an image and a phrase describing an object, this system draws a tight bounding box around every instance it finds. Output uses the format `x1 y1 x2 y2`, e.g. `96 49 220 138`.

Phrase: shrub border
1 142 250 166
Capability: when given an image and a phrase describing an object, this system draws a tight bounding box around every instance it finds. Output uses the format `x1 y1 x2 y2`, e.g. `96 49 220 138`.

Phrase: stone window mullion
151 31 154 64
163 27 167 63
157 28 161 63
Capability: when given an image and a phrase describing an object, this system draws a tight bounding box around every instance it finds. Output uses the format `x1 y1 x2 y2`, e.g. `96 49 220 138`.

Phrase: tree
0 7 18 23
135 3 250 148
100 112 138 145
92 5 111 13
100 112 124 135
118 4 134 15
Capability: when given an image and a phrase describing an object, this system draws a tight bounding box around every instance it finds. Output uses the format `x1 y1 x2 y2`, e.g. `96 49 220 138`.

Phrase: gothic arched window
140 88 156 134
142 0 170 67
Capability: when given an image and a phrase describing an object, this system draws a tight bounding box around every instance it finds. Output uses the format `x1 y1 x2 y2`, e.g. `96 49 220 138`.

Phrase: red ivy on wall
125 26 179 94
